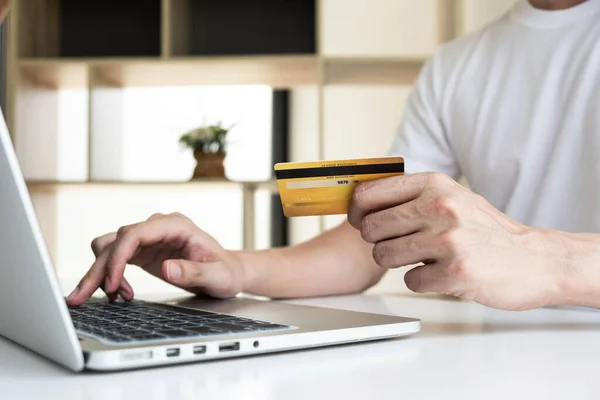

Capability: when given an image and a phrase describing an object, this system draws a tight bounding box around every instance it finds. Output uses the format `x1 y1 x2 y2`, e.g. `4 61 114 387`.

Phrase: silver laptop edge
0 111 420 372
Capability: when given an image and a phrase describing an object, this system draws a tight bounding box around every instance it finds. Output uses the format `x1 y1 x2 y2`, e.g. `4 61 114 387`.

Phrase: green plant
178 122 233 153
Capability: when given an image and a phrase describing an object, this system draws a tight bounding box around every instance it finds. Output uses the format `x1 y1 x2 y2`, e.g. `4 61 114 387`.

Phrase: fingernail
67 286 79 300
167 262 182 281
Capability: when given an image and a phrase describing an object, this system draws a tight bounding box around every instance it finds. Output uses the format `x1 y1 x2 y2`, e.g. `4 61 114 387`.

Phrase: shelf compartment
14 63 89 182
17 0 161 58
167 0 316 57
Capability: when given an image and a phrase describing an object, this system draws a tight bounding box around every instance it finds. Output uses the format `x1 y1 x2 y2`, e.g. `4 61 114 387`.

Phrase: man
67 0 600 311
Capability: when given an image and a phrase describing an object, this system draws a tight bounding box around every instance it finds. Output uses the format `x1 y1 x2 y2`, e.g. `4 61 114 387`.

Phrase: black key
125 313 153 319
199 314 238 320
228 317 258 324
133 323 162 329
234 320 268 326
87 320 115 326
112 318 140 324
166 320 194 326
106 325 138 332
151 318 177 324
154 329 197 337
171 322 204 328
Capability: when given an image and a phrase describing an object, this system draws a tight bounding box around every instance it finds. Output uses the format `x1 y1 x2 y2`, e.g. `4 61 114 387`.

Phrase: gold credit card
274 157 404 217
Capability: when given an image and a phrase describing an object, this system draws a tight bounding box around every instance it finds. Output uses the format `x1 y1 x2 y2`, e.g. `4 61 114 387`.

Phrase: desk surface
2 293 600 400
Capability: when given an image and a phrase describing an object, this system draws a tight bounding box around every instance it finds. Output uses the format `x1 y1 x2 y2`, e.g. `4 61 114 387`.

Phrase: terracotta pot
192 150 226 179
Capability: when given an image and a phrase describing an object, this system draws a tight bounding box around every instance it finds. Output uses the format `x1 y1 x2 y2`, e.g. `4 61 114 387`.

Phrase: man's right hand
66 212 247 306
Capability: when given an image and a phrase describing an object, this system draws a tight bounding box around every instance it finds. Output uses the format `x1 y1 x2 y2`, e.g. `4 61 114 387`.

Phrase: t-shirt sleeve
387 55 460 180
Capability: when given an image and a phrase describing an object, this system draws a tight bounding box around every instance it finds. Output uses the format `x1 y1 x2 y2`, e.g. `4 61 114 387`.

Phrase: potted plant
178 122 233 179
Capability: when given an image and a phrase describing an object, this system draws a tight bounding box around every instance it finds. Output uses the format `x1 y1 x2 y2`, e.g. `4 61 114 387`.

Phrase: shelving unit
5 0 461 251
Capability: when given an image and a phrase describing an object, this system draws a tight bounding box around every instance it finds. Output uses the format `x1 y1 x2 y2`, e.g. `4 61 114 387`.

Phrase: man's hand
348 172 569 311
66 213 246 306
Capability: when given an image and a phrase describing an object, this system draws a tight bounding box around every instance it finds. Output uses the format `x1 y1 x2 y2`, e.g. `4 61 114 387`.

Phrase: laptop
0 112 421 372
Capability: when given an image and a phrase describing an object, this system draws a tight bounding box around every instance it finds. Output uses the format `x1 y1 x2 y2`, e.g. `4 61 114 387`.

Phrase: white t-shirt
389 0 600 233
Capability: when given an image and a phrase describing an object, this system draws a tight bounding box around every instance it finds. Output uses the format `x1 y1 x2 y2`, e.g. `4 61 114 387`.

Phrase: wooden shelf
19 61 88 89
26 180 278 193
324 57 425 86
19 56 426 88
19 56 320 88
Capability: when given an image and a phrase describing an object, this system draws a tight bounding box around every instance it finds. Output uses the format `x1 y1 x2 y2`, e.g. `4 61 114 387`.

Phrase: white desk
2 294 600 400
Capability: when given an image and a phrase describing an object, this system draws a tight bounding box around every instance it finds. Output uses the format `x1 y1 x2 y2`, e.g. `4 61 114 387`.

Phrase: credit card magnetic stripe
274 163 404 180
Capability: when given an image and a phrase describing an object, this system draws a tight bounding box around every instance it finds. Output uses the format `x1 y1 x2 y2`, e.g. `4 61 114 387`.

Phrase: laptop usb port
193 345 207 355
219 342 240 353
166 348 180 358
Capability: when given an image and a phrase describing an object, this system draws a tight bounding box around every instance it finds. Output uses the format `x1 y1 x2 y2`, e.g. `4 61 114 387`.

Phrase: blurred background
2 0 517 296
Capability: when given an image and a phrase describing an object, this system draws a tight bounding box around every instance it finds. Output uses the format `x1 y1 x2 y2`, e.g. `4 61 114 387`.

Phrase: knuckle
437 228 461 250
91 238 102 254
359 217 375 243
116 225 130 237
170 212 187 219
351 183 371 209
425 172 453 188
431 194 461 219
148 212 164 220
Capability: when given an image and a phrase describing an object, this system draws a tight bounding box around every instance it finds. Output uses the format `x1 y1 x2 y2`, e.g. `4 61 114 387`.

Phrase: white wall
458 0 518 34
321 0 441 57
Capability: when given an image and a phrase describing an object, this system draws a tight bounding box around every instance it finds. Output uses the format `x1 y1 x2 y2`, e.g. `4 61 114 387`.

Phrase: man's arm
347 171 600 311
67 214 384 306
558 231 600 309
239 221 385 298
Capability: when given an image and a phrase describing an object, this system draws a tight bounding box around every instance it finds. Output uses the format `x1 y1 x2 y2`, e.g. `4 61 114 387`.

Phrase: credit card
274 157 404 217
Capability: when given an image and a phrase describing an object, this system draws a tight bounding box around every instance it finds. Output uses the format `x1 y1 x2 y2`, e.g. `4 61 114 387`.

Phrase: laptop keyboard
69 300 291 344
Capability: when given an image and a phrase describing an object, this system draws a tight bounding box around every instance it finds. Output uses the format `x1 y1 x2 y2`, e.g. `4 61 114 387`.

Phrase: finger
130 242 165 269
138 247 178 278
107 291 119 303
91 232 117 257
359 200 425 243
105 219 190 293
404 263 452 294
162 259 239 298
66 249 111 306
348 173 432 229
118 277 135 301
147 213 165 221
371 232 439 269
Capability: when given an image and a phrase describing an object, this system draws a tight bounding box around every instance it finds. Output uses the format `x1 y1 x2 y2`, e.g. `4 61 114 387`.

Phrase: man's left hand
348 172 568 311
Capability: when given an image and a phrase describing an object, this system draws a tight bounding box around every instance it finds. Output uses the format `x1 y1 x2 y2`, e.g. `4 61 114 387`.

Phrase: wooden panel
325 58 424 86
169 0 191 56
14 68 89 181
17 0 60 57
438 0 458 43
19 61 88 89
92 56 320 88
26 180 278 192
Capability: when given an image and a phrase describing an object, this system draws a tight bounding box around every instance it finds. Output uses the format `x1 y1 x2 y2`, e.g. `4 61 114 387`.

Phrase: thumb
161 259 240 298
